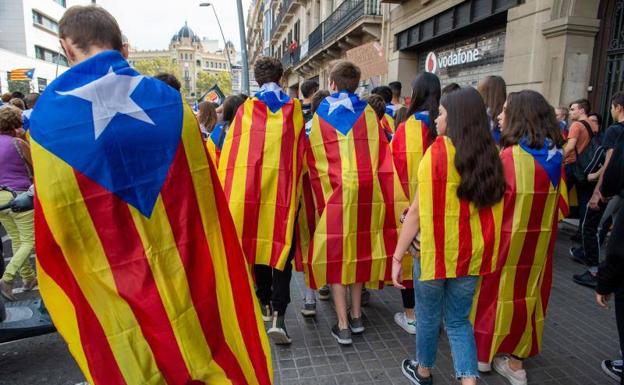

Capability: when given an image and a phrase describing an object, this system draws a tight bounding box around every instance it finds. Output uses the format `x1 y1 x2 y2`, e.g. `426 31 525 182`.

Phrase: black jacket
597 139 624 295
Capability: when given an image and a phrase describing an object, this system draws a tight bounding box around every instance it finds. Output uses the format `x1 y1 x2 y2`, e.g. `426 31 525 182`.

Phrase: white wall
0 47 68 94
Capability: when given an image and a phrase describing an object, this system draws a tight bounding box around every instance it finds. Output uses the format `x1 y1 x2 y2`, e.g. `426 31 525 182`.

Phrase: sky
96 0 253 51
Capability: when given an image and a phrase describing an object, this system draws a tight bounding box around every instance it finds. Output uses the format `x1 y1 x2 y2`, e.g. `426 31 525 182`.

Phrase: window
53 0 66 7
35 45 68 66
32 10 59 33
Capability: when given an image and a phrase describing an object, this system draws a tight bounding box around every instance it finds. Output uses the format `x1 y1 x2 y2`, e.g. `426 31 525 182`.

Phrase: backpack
573 120 605 183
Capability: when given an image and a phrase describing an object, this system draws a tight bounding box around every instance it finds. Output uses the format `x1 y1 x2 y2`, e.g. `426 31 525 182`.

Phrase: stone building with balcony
128 22 237 98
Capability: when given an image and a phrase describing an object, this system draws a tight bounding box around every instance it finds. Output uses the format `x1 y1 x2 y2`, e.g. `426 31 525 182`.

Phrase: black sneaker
318 285 330 300
573 271 597 288
602 359 623 383
260 303 272 322
401 359 433 385
267 312 292 345
361 287 371 306
569 246 589 265
301 302 316 317
570 231 582 243
331 324 352 345
348 313 365 334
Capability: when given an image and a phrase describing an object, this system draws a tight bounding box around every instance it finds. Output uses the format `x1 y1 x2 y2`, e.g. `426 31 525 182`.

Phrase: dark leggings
254 244 296 316
401 288 415 309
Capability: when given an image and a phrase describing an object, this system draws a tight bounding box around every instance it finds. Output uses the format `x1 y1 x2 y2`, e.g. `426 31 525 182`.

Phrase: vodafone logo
425 51 437 73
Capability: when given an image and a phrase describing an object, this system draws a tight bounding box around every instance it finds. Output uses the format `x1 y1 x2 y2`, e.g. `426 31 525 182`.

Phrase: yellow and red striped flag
380 113 395 140
218 83 305 270
472 141 566 362
9 68 34 81
304 92 406 288
30 51 272 385
417 136 503 281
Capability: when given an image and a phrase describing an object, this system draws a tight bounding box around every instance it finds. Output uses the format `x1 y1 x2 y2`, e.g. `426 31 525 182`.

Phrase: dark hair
198 101 217 133
388 81 402 98
588 112 603 129
59 5 123 53
612 92 624 108
222 95 245 123
394 106 408 125
569 98 591 116
365 95 386 120
24 93 40 109
11 91 25 100
9 98 25 110
310 90 330 114
0 106 23 134
406 72 441 144
301 79 319 99
441 83 460 96
238 93 249 101
500 90 564 149
329 60 361 93
154 73 181 91
371 86 393 104
477 75 506 122
441 87 505 208
254 56 283 86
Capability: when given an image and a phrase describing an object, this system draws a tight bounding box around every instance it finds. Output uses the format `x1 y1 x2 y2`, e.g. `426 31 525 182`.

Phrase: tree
132 57 186 94
196 71 232 98
8 80 31 95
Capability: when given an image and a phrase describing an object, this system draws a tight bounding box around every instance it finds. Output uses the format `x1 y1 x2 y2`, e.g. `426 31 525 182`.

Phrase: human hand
596 293 611 309
392 256 405 289
588 190 603 210
587 172 599 182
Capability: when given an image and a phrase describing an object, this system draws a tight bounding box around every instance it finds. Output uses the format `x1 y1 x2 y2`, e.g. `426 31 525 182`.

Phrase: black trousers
401 288 415 309
254 245 295 316
616 286 624 385
583 201 608 268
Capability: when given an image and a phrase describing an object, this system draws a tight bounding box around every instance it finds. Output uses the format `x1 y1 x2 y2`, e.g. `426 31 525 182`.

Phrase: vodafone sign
425 48 482 74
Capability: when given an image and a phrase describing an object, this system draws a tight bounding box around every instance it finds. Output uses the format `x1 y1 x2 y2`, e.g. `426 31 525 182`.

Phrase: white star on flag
547 146 562 161
258 82 287 101
57 67 155 139
327 93 354 115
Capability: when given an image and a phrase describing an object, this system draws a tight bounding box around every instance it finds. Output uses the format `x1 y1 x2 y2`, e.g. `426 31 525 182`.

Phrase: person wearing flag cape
305 61 405 345
471 90 567 385
29 6 272 385
390 72 441 336
392 87 505 385
218 57 305 345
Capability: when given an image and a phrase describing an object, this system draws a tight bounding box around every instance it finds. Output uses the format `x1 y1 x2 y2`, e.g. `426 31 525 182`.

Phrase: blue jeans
413 260 479 379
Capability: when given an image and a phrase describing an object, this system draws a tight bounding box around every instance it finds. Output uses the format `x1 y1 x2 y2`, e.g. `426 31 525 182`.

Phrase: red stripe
223 103 245 200
240 102 268 265
35 199 127 385
74 171 193 385
391 122 410 198
430 138 448 279
269 101 297 267
421 121 431 156
305 135 327 216
352 114 374 282
456 200 472 277
478 208 496 274
497 155 550 354
160 145 253 384
318 117 344 284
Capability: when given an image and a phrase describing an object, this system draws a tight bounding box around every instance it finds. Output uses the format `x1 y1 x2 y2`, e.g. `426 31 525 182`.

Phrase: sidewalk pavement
270 224 620 385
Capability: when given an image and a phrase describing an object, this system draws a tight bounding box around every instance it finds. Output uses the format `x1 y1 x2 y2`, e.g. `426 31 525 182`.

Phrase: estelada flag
417 136 503 281
380 113 395 141
389 111 433 286
294 172 317 274
9 68 35 81
218 82 305 270
472 141 566 362
304 92 406 288
206 121 228 165
30 51 272 385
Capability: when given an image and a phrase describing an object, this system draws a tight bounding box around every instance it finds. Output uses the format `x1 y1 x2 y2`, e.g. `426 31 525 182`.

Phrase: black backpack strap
579 119 595 138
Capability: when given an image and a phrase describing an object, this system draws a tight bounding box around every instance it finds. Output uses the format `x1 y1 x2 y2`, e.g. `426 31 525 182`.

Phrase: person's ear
121 43 129 59
329 80 337 92
60 38 77 64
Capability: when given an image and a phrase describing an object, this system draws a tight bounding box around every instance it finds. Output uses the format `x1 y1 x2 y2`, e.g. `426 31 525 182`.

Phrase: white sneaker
394 312 416 335
478 361 492 372
493 356 527 385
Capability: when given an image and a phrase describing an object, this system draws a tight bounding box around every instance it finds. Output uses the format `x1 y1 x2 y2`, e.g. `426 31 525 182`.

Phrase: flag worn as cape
381 113 395 142
417 136 503 281
304 91 406 288
392 111 432 200
30 51 272 385
294 172 317 275
206 121 228 165
472 141 565 362
218 82 305 270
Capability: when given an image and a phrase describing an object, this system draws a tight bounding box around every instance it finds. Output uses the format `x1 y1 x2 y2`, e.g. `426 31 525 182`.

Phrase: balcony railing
270 0 295 39
306 0 381 59
281 46 301 69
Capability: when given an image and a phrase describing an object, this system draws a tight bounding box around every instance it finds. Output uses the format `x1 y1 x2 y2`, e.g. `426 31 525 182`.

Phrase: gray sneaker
318 285 330 300
301 302 316 317
331 324 352 345
267 312 292 345
348 314 365 334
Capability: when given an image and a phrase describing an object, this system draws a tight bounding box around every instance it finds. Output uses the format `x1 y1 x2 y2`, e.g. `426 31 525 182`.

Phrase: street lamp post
199 2 233 72
236 0 250 95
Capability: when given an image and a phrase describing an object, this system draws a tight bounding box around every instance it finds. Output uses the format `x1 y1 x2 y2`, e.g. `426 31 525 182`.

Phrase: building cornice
541 16 600 38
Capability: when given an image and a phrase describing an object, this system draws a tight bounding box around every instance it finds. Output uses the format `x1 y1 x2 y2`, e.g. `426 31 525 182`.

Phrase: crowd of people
0 4 623 385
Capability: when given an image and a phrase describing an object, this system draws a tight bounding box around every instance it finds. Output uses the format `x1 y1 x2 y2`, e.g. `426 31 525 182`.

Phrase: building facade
0 0 88 93
128 23 237 98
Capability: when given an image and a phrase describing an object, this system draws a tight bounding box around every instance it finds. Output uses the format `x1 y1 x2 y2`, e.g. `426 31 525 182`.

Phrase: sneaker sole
394 318 416 335
262 315 272 322
331 331 352 345
349 325 365 334
400 362 420 385
478 361 492 372
300 309 316 317
318 294 330 301
572 277 597 288
267 328 292 345
493 360 527 385
601 361 622 383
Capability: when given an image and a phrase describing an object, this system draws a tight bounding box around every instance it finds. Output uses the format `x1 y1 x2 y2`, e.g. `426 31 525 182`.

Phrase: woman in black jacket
597 137 624 384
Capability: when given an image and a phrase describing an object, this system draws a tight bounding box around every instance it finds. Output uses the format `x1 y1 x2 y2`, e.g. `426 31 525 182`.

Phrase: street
0 222 619 385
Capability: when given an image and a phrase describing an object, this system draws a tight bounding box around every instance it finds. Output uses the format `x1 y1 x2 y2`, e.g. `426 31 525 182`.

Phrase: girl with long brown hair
392 87 505 385
478 75 507 145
